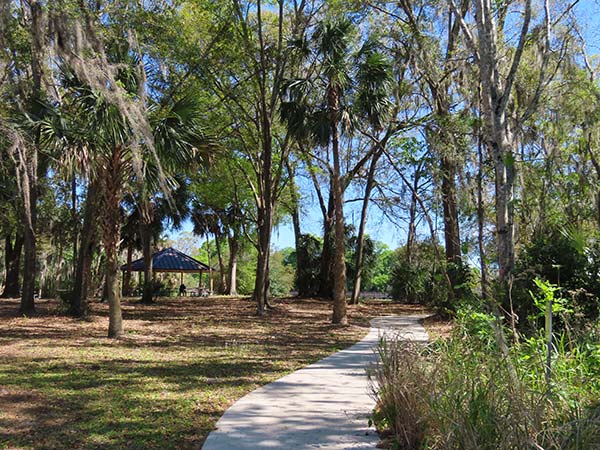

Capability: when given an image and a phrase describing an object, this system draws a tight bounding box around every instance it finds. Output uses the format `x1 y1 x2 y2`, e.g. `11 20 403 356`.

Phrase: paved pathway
202 315 430 450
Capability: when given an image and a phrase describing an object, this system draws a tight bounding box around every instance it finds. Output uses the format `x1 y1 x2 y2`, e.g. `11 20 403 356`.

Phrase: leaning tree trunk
351 149 382 304
285 159 302 291
406 167 421 264
71 179 98 317
2 232 23 298
100 147 124 338
318 191 335 298
329 86 348 326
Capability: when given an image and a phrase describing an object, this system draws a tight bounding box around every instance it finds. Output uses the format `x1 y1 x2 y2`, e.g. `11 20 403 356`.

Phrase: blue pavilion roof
122 247 212 272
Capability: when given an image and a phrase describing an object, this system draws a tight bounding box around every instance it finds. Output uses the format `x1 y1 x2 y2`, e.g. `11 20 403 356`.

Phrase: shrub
389 241 448 305
389 241 475 309
269 249 295 296
512 227 600 330
296 233 322 297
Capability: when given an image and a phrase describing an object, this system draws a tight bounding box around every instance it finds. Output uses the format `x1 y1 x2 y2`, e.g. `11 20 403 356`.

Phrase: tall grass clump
369 302 600 449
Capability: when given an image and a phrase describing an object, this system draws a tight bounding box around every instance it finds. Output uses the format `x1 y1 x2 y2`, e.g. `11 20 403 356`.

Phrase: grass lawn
0 296 427 450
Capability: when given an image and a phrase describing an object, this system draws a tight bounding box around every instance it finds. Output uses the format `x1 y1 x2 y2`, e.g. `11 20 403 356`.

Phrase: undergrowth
369 301 600 450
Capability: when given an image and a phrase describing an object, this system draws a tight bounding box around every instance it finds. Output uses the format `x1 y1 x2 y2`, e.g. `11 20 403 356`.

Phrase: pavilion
122 247 215 294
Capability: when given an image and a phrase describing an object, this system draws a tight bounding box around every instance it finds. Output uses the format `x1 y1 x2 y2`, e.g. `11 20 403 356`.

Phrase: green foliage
269 249 295 297
363 243 395 293
235 245 258 296
296 234 322 297
513 227 600 329
529 278 573 319
370 304 600 450
345 231 376 290
455 305 497 345
388 241 468 306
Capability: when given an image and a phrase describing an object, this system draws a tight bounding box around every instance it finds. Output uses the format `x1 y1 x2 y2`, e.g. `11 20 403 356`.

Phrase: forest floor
0 296 431 450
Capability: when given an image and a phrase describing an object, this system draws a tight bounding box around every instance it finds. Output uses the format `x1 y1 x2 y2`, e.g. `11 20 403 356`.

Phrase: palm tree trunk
329 86 347 326
2 232 23 298
100 147 124 338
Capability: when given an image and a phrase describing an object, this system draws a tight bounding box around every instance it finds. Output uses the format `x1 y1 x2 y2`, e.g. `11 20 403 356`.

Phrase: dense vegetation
1 0 600 447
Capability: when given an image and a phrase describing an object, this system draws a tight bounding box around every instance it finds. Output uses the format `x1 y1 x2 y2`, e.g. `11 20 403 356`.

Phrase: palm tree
281 17 392 324
40 63 212 336
137 96 213 304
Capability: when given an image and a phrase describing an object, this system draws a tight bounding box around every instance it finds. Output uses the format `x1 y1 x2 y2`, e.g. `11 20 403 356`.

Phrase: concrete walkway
202 315 430 450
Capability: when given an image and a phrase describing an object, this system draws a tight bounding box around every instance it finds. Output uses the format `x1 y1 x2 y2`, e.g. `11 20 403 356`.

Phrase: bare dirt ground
0 296 430 450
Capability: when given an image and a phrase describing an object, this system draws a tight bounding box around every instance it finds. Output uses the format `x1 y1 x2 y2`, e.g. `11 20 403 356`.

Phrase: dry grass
421 313 455 340
0 296 425 450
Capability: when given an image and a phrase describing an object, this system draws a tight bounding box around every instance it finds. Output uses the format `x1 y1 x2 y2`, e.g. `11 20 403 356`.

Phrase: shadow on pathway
202 315 430 450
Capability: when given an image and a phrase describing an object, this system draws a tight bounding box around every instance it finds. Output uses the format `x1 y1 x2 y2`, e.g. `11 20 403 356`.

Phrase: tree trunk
20 155 37 315
140 220 154 304
286 159 302 290
318 190 335 298
2 232 23 298
441 153 461 299
122 241 133 297
214 232 227 293
406 168 421 264
18 0 45 315
477 136 489 298
72 175 78 278
227 233 239 296
254 203 273 314
71 180 98 317
106 245 122 338
351 150 382 304
474 0 530 285
329 86 347 325
100 147 124 338
492 138 516 282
